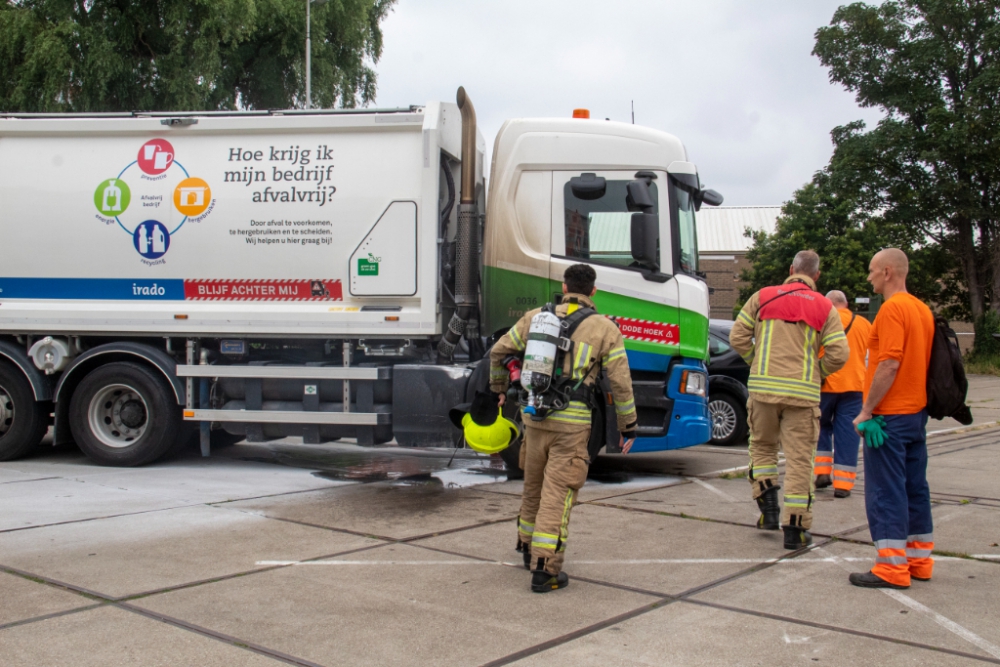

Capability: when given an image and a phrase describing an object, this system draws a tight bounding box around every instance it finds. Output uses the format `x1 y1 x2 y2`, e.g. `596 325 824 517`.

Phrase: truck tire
69 362 181 466
0 360 49 461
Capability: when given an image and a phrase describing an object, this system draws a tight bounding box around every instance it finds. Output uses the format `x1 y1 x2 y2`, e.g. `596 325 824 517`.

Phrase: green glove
858 417 886 448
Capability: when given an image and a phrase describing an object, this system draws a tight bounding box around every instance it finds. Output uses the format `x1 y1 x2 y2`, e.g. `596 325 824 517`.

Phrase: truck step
184 408 389 425
176 365 391 380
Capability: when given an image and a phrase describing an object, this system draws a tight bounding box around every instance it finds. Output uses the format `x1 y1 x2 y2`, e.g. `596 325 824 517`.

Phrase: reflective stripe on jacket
729 275 849 407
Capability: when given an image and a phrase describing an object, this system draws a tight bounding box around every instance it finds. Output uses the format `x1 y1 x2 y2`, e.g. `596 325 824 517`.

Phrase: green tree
813 0 1000 322
739 168 953 313
0 0 395 112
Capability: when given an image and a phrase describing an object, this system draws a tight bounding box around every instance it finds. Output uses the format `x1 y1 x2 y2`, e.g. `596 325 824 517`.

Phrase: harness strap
843 312 858 336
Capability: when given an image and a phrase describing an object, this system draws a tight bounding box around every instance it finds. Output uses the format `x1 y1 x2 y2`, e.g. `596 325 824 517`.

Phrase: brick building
697 206 781 320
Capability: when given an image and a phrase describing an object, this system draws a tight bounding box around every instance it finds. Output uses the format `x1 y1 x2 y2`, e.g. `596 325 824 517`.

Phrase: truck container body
0 94 713 467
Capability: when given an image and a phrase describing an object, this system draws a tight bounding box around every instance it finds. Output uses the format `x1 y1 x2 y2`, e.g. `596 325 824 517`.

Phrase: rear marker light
573 109 590 119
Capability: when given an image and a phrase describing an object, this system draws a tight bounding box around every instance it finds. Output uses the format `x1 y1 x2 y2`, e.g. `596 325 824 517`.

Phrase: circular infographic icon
137 139 175 175
94 178 131 215
173 177 212 216
133 220 171 259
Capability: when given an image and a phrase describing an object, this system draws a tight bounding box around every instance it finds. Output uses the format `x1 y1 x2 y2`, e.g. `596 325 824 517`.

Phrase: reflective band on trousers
753 466 778 477
531 532 559 551
876 554 909 566
558 489 573 552
518 518 534 536
907 533 934 559
875 539 907 550
784 494 809 509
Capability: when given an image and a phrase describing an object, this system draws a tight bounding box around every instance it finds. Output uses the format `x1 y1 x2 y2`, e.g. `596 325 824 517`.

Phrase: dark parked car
707 319 750 445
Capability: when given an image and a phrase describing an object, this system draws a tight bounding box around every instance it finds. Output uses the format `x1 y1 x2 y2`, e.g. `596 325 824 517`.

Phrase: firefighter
730 250 849 549
489 264 637 593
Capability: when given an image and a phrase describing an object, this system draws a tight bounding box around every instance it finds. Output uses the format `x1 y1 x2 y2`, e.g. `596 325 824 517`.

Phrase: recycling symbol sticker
94 139 214 262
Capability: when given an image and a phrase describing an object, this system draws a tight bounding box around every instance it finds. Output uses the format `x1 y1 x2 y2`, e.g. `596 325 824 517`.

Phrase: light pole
305 0 328 109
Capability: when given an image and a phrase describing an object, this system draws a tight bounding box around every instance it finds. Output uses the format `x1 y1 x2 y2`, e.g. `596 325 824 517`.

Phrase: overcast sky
370 1 883 207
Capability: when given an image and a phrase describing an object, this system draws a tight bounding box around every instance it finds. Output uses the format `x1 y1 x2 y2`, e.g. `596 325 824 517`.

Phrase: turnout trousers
816 391 863 492
747 396 820 530
517 423 591 575
864 410 933 586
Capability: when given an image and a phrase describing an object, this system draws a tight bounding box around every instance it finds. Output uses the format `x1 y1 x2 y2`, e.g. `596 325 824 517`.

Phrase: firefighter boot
531 558 569 593
783 525 813 550
815 474 832 489
756 487 780 531
515 540 531 570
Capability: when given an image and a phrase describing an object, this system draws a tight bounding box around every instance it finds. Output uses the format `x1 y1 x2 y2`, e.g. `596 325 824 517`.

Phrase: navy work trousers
864 410 934 585
816 391 862 491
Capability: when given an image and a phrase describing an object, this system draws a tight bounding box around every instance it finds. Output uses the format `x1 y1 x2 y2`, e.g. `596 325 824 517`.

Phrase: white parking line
256 556 938 567
686 477 742 502
816 547 1000 660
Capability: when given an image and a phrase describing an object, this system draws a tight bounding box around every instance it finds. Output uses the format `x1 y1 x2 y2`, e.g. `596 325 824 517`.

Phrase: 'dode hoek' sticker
93 139 214 264
609 316 680 346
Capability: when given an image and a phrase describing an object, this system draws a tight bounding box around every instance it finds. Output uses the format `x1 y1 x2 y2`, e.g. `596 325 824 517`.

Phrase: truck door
550 170 680 375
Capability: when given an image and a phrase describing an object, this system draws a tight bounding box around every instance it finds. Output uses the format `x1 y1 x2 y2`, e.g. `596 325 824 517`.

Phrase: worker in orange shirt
814 290 872 498
849 249 935 590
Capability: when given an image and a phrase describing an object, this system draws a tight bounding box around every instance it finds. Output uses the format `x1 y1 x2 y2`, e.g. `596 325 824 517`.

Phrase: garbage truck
0 88 719 467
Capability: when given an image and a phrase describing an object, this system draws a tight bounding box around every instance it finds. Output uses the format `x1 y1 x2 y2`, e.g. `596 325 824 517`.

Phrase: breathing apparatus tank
520 307 562 415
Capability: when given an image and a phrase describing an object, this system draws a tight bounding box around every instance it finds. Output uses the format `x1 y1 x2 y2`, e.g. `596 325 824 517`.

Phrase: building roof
697 206 781 254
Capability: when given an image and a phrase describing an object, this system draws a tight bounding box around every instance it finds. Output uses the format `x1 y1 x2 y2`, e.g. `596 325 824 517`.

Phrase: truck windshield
563 180 659 270
671 178 699 275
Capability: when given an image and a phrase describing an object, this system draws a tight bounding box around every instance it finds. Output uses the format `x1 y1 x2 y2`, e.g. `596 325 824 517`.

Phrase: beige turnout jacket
729 275 849 407
489 293 637 433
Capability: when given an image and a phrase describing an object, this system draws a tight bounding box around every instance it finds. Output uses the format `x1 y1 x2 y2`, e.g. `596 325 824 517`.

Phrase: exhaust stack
437 87 479 363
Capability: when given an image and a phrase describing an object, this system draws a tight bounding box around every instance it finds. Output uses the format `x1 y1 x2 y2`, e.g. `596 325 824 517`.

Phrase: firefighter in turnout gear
729 251 849 549
490 264 637 593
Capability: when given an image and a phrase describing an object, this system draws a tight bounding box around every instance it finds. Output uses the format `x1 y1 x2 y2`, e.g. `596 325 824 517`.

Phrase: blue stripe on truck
0 278 184 300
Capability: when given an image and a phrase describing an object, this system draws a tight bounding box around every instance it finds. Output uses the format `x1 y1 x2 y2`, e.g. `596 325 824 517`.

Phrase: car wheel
0 360 49 461
69 362 181 466
708 391 747 446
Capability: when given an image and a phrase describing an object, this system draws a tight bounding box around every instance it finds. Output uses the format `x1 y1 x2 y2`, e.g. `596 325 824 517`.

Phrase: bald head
868 247 910 297
873 248 909 279
791 250 821 279
826 290 848 308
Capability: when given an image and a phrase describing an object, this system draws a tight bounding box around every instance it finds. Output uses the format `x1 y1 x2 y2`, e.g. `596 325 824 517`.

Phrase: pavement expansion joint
0 603 106 632
116 602 326 667
679 597 1000 665
0 475 62 486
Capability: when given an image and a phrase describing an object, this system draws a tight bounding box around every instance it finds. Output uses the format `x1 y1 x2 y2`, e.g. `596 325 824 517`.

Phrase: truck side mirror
626 180 655 212
696 188 724 209
569 173 606 200
630 212 659 270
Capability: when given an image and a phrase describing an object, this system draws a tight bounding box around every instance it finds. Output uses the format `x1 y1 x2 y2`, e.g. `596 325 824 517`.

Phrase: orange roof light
572 108 590 119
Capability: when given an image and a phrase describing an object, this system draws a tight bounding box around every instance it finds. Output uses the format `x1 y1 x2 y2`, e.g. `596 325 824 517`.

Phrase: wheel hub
118 401 146 429
88 384 149 448
708 399 737 440
0 387 13 436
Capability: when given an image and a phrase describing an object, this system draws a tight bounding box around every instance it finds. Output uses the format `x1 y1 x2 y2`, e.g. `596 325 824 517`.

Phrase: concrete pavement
1 376 999 666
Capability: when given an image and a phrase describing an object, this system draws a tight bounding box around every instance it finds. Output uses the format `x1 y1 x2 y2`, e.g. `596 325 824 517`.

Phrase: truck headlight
679 370 707 398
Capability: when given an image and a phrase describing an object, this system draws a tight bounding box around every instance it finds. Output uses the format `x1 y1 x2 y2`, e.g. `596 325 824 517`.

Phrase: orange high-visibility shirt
863 292 934 415
823 308 872 394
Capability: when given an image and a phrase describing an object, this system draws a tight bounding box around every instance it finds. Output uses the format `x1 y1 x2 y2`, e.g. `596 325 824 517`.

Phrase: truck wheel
708 391 748 446
0 360 49 461
69 362 181 466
